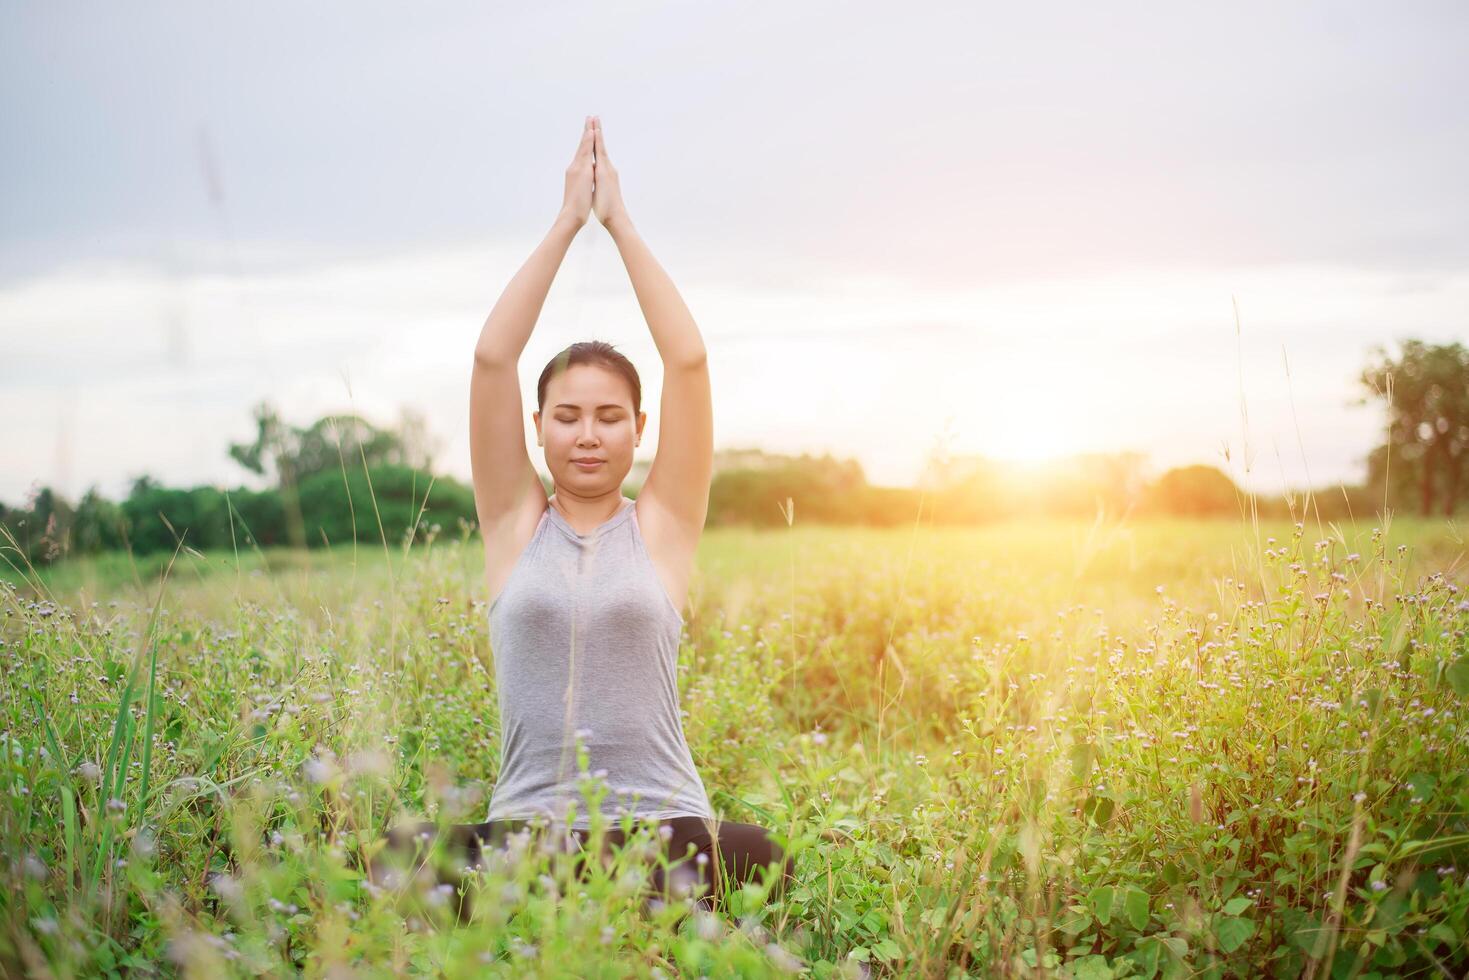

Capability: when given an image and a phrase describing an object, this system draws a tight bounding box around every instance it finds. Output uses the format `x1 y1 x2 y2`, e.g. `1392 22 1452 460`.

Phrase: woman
379 117 792 919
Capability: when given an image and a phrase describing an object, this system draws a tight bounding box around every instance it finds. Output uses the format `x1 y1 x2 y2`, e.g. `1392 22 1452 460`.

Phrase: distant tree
227 403 290 484
294 464 475 548
1145 465 1240 516
0 485 75 564
1361 340 1469 516
0 404 468 562
707 453 870 525
128 473 162 499
228 402 424 548
120 482 231 555
298 415 413 484
226 486 287 548
228 402 408 488
72 486 128 554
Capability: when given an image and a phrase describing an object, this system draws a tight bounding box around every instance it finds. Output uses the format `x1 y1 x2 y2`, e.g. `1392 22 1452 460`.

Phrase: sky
2 1 1467 506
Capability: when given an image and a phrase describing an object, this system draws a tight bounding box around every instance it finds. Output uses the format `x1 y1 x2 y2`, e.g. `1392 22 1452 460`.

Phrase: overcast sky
3 1 1466 506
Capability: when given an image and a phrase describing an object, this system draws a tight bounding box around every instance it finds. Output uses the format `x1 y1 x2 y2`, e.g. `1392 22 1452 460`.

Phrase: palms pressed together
562 115 628 230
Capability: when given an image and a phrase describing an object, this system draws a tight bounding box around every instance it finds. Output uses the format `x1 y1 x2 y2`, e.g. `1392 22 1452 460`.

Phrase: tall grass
1 506 1466 976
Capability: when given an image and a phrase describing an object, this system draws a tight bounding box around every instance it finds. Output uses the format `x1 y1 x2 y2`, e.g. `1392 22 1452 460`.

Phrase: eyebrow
553 403 627 411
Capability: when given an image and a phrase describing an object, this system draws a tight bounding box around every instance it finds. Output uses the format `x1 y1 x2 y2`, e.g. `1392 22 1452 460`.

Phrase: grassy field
2 512 1467 977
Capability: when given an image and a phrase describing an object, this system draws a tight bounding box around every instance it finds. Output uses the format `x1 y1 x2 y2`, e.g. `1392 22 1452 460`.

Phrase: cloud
2 233 1461 503
3 2 1466 502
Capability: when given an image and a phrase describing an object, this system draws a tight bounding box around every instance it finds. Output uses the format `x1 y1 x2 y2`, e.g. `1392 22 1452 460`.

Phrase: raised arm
469 118 595 533
590 116 713 536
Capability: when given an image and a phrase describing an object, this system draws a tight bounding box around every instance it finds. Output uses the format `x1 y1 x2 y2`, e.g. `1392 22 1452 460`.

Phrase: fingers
573 117 595 165
592 115 609 164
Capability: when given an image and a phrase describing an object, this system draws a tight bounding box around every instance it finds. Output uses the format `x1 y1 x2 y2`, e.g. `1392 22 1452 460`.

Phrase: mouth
572 459 605 470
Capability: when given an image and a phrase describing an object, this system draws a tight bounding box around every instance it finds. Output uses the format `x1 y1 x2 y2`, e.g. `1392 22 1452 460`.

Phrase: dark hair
536 340 642 416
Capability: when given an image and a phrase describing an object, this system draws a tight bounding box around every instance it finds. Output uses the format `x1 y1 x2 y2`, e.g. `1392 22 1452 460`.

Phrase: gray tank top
485 496 714 830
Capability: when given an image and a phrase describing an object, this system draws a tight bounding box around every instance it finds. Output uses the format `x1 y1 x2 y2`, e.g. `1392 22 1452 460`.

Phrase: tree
227 402 417 548
1145 465 1240 516
707 452 871 525
228 402 408 488
0 485 76 564
1361 340 1469 517
73 486 128 554
228 402 307 547
294 464 475 548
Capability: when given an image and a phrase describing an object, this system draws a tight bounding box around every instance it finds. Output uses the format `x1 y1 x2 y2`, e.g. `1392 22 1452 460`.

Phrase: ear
635 411 647 445
532 410 543 445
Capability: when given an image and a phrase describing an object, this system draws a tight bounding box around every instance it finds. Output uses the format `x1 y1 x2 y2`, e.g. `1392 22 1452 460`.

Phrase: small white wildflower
209 873 244 903
765 942 805 973
346 749 391 779
695 909 722 940
303 757 337 785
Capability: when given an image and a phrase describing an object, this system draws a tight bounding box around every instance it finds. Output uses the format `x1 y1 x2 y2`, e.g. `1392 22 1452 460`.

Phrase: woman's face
535 363 645 494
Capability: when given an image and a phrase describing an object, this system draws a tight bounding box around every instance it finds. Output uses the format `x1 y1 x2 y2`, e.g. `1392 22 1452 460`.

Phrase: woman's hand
590 116 630 230
559 117 596 227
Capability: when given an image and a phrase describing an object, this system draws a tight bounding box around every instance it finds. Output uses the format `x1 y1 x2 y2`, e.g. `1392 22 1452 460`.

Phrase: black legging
371 815 794 923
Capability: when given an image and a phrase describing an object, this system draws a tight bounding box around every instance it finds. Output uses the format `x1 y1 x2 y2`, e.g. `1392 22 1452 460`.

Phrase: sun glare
954 397 1083 467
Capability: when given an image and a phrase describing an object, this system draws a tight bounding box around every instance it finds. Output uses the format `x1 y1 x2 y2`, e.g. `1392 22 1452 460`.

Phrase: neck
548 484 626 529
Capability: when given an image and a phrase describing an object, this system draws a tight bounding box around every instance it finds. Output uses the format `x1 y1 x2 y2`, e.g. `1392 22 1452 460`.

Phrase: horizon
0 426 1403 508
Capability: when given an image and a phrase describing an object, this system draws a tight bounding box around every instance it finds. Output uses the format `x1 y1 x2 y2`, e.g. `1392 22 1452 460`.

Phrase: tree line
1 339 1463 568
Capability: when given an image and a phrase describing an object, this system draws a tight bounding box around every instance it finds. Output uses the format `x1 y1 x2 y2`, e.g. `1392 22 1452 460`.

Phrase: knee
771 842 796 899
383 820 439 854
748 826 795 897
